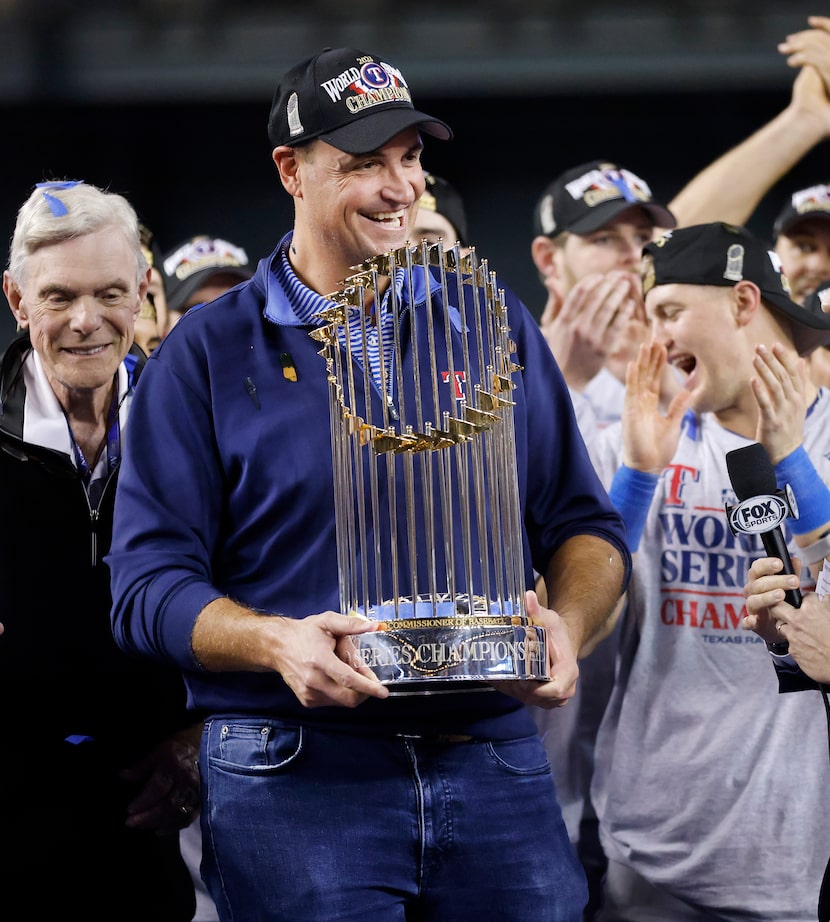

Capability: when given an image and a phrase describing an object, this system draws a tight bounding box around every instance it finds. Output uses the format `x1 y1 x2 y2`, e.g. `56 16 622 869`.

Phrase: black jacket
0 333 195 921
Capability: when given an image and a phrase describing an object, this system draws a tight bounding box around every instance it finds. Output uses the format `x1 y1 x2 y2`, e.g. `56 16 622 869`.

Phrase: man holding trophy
108 46 631 922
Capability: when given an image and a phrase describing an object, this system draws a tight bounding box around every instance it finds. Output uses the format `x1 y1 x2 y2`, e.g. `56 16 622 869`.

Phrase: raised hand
620 340 692 474
540 270 642 392
780 17 830 99
751 342 811 464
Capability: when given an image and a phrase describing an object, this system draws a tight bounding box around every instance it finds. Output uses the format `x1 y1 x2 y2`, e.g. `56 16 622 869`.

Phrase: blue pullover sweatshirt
109 235 631 738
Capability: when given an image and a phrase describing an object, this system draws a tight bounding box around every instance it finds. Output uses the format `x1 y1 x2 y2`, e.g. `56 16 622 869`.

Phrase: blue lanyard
65 383 122 488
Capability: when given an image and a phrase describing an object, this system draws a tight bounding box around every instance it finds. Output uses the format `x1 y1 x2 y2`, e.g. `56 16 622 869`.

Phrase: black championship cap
533 160 676 238
267 47 452 154
773 182 830 238
642 222 830 356
162 236 253 314
419 172 469 245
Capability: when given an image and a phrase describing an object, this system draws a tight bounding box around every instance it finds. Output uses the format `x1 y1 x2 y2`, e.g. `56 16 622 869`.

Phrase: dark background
1 3 828 345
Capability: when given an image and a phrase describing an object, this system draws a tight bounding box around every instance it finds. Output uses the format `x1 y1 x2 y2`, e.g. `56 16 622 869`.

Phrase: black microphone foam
726 442 802 608
726 441 777 500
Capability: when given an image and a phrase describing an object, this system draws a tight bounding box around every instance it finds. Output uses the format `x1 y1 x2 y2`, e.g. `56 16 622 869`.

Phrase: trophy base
351 616 549 696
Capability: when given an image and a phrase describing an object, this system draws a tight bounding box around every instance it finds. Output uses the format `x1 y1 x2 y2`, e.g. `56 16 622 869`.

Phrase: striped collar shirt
276 237 402 399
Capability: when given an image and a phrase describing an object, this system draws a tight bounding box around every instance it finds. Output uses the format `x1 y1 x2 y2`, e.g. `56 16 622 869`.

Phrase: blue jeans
199 717 587 921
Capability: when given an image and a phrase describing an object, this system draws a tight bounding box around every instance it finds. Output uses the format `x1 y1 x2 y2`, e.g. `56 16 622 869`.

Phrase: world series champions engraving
310 239 549 694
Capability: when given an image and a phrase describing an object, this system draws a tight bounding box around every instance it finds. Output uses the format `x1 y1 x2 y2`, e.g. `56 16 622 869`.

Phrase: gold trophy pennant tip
463 405 500 427
478 390 514 411
447 417 480 439
371 432 417 454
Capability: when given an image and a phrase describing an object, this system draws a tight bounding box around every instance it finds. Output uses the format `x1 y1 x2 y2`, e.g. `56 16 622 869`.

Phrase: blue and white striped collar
264 232 432 326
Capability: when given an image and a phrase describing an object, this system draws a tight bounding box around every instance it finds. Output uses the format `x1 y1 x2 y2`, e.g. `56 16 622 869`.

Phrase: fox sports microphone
725 442 802 608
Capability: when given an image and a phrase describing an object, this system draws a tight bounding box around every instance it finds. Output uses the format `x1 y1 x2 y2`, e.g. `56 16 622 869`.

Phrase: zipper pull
90 506 98 566
387 395 399 421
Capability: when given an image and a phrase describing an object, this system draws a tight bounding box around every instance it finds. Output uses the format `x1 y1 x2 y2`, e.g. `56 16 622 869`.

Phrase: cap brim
319 108 452 155
762 289 830 356
568 200 677 235
168 267 252 313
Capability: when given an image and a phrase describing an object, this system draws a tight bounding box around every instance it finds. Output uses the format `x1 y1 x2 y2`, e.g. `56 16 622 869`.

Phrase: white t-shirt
589 397 830 917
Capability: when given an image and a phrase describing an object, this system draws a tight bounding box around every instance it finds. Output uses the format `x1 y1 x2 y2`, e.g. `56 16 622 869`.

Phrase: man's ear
273 146 302 197
732 280 761 329
3 272 28 329
530 235 559 279
531 236 567 316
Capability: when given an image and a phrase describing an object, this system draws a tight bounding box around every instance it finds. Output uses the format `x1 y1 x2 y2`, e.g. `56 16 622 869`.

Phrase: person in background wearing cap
585 221 830 920
0 180 200 920
413 169 470 252
667 15 830 389
530 159 679 437
106 46 631 922
161 234 253 335
772 188 830 390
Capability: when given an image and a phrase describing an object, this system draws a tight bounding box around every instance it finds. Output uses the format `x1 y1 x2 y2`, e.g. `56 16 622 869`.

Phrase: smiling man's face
4 227 145 399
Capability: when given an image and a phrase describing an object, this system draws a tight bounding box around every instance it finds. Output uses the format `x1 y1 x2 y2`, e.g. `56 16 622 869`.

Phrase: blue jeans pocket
208 718 303 774
485 734 551 774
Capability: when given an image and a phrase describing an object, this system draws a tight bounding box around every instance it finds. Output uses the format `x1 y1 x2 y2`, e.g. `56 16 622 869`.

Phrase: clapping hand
621 340 692 474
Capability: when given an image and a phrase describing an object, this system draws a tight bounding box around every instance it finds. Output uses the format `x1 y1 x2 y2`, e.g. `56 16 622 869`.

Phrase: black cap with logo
533 160 676 238
161 236 253 315
267 47 452 155
773 182 830 239
642 222 830 356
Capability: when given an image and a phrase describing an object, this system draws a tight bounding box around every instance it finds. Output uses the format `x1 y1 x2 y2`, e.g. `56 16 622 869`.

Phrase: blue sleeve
109 335 225 671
